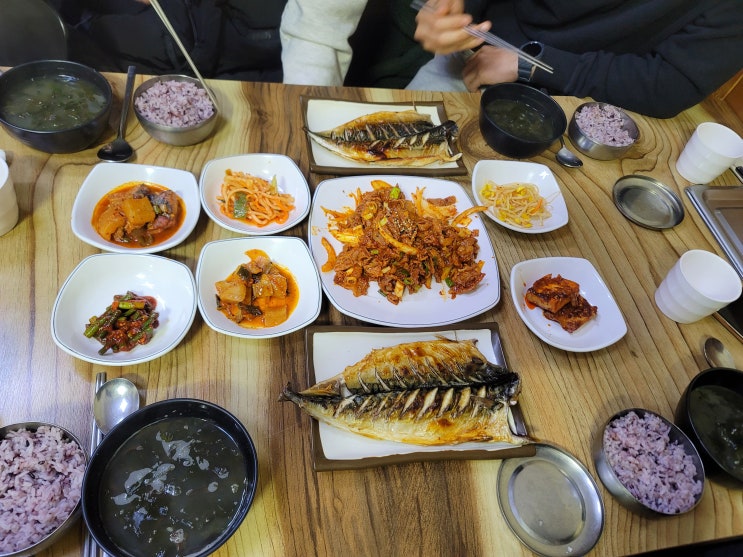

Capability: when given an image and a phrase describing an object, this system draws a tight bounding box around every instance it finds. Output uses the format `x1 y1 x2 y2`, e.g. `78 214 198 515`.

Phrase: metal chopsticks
149 0 220 110
410 0 554 74
83 372 106 557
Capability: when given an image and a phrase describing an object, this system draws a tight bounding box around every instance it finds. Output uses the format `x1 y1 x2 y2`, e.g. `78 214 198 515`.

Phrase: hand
461 46 519 91
414 0 492 54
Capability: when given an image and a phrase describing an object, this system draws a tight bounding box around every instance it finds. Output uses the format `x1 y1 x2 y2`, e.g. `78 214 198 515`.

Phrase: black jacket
475 0 743 118
54 0 286 82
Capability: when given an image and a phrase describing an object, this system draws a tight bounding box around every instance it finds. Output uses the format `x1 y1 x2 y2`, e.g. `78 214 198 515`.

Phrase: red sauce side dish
215 249 299 328
92 181 185 247
84 291 159 355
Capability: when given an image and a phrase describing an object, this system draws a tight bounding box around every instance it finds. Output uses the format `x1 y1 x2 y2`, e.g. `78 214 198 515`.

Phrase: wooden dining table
1 71 742 557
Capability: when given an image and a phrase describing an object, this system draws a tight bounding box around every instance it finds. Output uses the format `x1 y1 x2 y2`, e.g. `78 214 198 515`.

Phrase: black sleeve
532 1 743 118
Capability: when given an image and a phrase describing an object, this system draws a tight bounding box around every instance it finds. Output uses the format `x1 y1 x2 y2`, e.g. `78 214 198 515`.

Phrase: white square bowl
472 160 568 233
71 163 200 253
199 153 310 235
196 236 322 339
51 253 197 366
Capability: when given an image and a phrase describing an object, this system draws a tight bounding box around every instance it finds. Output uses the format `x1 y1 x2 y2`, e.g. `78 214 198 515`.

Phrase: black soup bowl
675 367 743 485
82 399 258 557
0 60 112 154
479 83 566 159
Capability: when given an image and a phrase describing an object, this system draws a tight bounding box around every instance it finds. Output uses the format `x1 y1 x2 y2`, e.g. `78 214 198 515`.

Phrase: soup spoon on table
556 136 583 168
83 376 140 557
97 65 136 163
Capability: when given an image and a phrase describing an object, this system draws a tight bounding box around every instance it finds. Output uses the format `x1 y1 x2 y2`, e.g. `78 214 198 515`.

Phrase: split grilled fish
280 338 527 446
306 110 462 166
301 337 510 397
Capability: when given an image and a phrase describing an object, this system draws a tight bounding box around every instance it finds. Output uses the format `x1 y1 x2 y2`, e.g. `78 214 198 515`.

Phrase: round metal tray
613 175 684 229
497 443 604 557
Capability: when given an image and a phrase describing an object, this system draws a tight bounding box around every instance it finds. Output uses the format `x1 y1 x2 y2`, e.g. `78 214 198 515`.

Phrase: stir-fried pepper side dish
92 181 185 247
320 179 488 305
215 249 299 328
84 292 159 355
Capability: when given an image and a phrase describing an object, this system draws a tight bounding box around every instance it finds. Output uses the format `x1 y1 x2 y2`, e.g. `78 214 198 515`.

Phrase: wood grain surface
1 74 742 557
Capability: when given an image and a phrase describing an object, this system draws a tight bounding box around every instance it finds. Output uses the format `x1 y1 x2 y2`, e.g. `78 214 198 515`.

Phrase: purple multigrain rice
603 411 702 514
0 426 85 552
575 103 634 146
135 80 214 127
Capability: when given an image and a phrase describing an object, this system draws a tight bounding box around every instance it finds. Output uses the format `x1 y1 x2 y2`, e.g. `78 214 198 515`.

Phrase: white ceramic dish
71 163 200 254
510 257 627 352
472 160 568 233
302 97 466 176
307 175 501 327
199 153 310 235
51 253 197 366
195 236 322 339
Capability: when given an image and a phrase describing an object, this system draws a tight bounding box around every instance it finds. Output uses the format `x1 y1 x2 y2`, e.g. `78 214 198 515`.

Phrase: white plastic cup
0 150 19 236
676 122 743 184
655 249 742 324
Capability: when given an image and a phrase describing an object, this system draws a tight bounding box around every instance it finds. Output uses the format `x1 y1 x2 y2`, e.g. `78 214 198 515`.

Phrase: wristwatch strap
517 41 544 83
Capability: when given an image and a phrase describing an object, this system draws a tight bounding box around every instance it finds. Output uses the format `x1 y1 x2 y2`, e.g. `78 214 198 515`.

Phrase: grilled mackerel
306 110 461 166
280 338 526 446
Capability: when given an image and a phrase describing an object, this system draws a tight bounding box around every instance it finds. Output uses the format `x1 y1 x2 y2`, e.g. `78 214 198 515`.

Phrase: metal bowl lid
497 442 604 557
613 175 684 229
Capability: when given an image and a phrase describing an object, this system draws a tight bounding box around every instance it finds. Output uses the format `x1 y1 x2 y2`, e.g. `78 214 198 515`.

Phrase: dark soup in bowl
688 385 743 476
0 74 108 131
483 98 553 142
99 417 245 556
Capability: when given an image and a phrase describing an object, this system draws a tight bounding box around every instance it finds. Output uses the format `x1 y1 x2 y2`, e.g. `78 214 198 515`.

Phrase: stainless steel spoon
556 137 583 168
703 336 736 369
97 65 136 163
93 377 140 435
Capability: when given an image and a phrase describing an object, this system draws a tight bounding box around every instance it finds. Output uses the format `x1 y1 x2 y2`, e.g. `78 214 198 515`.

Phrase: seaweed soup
689 385 743 475
484 98 553 142
99 416 247 557
0 74 107 131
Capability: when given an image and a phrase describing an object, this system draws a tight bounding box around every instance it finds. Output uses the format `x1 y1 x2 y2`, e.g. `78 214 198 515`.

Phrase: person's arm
542 2 742 119
484 2 742 118
280 0 369 86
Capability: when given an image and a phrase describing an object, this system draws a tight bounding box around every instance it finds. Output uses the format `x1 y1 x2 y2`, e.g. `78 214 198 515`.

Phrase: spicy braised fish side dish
319 179 488 305
306 110 462 167
92 181 184 247
525 274 598 332
280 338 528 446
215 249 299 328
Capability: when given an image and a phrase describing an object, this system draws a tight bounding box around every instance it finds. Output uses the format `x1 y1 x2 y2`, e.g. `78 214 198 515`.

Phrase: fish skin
306 115 461 166
302 338 512 397
319 110 436 142
279 378 526 446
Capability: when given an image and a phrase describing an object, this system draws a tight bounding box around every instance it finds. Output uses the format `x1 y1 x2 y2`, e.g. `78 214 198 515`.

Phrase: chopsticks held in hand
410 0 554 75
149 0 220 110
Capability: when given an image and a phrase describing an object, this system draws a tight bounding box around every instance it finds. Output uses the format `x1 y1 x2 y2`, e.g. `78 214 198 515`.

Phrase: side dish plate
301 96 467 176
51 253 197 366
304 324 534 471
195 236 322 339
71 163 200 254
472 160 569 233
307 175 501 328
510 257 627 352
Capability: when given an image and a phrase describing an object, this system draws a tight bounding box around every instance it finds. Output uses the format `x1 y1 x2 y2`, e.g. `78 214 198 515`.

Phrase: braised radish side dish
92 181 185 247
215 249 299 328
84 291 159 355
